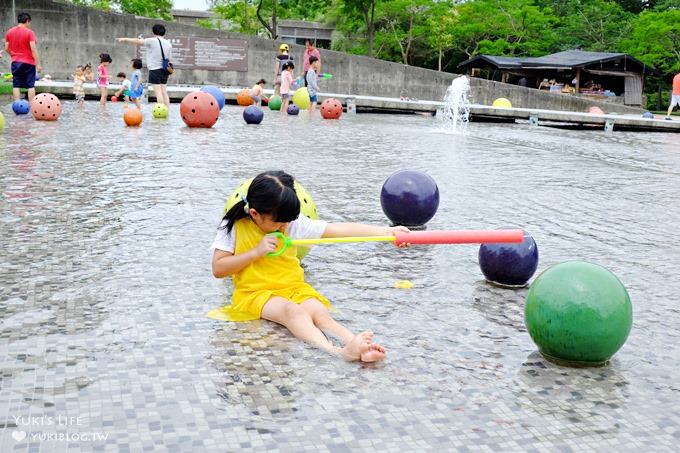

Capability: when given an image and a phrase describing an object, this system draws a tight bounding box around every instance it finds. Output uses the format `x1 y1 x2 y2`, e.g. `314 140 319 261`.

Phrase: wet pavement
1 101 679 451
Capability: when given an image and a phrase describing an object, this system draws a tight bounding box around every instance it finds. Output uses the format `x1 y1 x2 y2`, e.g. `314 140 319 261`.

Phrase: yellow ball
394 280 413 289
224 177 319 259
0 111 5 130
292 87 311 109
492 98 512 108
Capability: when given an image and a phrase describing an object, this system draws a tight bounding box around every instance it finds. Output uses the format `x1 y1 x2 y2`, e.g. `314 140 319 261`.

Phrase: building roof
458 50 657 74
278 20 335 30
171 9 213 19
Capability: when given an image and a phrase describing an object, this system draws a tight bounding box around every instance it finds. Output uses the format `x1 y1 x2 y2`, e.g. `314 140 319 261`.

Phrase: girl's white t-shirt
211 215 328 254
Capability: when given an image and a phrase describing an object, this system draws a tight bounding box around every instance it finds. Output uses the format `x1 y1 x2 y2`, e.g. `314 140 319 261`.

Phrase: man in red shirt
4 12 42 102
666 73 680 120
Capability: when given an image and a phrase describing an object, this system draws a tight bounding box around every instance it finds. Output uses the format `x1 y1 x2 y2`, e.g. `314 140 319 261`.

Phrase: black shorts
11 62 36 89
148 68 168 85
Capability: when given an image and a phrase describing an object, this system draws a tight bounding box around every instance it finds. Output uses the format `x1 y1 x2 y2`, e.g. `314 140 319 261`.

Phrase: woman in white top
117 24 173 106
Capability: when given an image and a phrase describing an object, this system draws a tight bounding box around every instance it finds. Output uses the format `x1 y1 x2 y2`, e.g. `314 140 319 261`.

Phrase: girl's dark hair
283 61 295 70
131 58 143 69
221 171 300 233
152 24 166 36
257 78 266 85
99 53 112 63
117 72 126 78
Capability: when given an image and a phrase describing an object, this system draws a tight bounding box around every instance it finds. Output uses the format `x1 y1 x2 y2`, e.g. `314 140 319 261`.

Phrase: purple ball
479 228 538 287
287 104 300 115
380 170 439 226
243 105 264 124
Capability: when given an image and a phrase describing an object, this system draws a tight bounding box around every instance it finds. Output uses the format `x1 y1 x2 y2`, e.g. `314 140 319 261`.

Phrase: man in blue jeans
4 12 42 101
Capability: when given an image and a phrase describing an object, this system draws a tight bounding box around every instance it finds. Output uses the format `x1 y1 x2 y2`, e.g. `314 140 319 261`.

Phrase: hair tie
241 195 249 214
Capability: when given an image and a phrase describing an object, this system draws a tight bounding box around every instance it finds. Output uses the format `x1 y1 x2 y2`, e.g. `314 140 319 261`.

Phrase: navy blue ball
243 105 264 124
287 104 299 115
380 170 439 226
200 86 225 110
478 228 538 287
642 111 654 119
12 99 30 115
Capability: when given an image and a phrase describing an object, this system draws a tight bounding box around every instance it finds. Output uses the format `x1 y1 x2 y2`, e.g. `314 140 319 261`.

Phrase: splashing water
438 76 470 134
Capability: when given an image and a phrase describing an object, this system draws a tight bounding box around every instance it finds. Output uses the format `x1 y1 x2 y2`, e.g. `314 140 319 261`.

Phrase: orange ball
31 93 62 121
123 108 143 127
180 91 220 128
320 98 343 119
236 89 254 106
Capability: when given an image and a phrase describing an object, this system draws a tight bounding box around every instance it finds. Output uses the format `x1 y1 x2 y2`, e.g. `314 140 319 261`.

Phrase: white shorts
671 94 680 108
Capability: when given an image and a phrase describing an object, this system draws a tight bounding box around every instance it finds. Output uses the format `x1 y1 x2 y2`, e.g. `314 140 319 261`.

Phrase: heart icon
12 430 27 442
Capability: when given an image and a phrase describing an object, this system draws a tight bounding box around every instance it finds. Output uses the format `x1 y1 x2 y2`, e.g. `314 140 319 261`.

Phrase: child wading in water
249 78 266 105
97 53 112 109
210 171 408 362
72 65 86 106
280 62 294 114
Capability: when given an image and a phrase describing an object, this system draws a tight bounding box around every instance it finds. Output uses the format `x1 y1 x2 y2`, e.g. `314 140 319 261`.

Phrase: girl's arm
117 37 145 45
211 235 279 278
322 223 408 238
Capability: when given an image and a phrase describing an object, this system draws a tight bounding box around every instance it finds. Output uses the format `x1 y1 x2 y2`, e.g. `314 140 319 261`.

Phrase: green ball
152 103 168 119
224 177 319 260
525 261 632 366
0 111 5 130
268 95 282 111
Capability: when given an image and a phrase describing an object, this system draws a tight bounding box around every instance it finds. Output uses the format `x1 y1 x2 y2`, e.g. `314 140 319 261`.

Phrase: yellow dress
207 218 331 322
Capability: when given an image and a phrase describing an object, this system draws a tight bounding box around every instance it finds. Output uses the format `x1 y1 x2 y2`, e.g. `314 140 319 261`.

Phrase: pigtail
220 200 248 233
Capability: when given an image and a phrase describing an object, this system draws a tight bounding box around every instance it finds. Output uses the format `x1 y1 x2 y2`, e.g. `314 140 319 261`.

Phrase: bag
158 38 174 75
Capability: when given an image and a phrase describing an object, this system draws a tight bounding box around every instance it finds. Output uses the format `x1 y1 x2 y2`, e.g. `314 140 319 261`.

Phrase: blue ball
479 228 538 287
380 170 439 226
642 111 654 119
12 99 30 115
200 86 225 110
287 104 300 115
243 105 264 124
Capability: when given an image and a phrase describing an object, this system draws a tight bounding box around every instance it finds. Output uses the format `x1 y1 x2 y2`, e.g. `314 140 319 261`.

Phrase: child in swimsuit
97 53 112 109
73 65 86 106
249 79 266 105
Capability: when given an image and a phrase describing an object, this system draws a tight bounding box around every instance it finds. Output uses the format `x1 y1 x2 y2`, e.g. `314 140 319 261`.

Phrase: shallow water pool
1 101 679 451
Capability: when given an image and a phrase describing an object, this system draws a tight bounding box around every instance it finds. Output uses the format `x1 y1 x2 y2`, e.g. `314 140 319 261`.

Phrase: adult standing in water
117 24 173 106
302 39 321 78
3 12 42 102
665 72 680 120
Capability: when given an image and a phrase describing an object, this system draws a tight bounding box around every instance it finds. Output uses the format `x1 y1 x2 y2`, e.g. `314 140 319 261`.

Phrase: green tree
67 0 172 19
376 0 431 64
560 0 632 52
619 7 680 73
427 1 456 71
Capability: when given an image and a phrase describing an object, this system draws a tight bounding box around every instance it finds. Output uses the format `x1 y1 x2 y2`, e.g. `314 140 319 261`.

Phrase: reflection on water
1 101 679 449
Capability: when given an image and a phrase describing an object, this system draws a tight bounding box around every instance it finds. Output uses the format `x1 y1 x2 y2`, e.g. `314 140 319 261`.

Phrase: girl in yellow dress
210 171 408 362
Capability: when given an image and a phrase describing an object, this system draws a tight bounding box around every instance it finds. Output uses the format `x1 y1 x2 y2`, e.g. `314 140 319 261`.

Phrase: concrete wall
1 0 642 114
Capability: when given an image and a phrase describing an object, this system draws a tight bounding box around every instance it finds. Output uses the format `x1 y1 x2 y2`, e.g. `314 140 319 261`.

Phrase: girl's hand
254 235 279 257
387 225 411 248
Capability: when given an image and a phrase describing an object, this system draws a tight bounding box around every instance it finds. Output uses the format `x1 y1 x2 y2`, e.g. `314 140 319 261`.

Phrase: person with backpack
273 44 294 96
117 24 173 106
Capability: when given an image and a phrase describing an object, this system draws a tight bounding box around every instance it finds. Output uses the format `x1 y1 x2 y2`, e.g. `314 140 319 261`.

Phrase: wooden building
458 50 658 106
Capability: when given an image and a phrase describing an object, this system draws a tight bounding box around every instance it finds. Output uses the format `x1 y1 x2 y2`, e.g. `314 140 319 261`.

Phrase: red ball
111 96 118 102
320 98 342 119
180 91 220 128
31 93 62 121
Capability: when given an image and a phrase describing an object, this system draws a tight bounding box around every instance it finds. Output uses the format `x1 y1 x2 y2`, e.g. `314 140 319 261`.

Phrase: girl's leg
300 299 354 344
261 297 372 361
300 299 386 362
100 87 106 108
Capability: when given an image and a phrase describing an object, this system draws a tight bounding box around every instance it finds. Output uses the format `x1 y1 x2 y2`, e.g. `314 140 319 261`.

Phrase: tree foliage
67 0 172 20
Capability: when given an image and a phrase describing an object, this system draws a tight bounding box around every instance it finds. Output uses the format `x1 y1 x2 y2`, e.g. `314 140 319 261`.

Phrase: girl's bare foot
360 343 386 362
341 331 373 361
